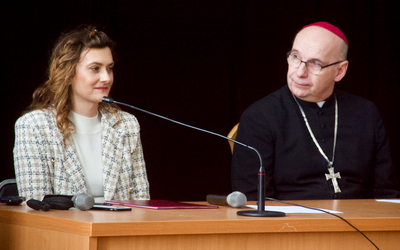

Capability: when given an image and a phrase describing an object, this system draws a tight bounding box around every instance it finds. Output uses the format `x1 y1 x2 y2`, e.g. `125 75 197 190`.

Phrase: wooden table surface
1 199 400 250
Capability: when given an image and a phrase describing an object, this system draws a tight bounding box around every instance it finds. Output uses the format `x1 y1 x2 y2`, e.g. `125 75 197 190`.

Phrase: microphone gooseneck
103 97 261 159
102 96 284 217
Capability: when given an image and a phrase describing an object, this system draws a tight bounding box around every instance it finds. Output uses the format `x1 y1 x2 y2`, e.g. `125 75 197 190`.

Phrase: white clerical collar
317 101 326 108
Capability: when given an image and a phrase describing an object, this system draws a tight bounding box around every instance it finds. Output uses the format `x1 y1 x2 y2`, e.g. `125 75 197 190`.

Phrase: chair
227 123 239 153
0 178 18 198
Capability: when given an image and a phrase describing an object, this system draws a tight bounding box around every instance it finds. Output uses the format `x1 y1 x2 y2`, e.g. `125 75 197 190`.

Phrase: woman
13 26 150 202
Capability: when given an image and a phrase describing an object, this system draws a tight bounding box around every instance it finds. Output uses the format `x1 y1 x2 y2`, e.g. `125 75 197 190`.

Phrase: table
1 199 399 250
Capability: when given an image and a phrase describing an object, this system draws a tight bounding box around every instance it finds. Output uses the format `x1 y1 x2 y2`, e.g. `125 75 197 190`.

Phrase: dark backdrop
2 0 399 201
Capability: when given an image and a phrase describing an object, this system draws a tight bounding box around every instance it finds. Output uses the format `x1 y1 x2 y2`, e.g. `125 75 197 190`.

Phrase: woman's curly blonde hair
27 25 119 142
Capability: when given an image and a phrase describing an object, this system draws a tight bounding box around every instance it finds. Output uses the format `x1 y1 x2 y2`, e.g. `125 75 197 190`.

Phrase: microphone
0 196 25 205
72 193 95 211
206 191 247 208
44 193 94 210
27 199 51 211
102 96 285 217
27 193 95 211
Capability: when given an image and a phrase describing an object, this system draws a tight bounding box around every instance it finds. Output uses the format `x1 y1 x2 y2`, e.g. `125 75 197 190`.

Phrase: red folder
105 200 218 209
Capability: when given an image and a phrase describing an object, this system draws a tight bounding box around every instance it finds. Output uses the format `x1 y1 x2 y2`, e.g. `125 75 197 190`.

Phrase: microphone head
72 193 94 211
102 96 114 103
227 191 247 208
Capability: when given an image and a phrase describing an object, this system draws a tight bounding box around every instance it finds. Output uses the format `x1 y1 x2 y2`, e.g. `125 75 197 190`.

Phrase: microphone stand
102 97 285 217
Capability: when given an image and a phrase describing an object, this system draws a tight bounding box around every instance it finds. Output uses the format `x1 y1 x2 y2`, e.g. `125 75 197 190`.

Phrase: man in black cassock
231 22 400 200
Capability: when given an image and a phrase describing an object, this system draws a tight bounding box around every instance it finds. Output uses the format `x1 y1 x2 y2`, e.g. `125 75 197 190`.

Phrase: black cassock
232 85 399 200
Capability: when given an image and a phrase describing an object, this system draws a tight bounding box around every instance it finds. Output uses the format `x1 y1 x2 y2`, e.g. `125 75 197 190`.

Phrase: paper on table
376 199 400 204
245 205 342 214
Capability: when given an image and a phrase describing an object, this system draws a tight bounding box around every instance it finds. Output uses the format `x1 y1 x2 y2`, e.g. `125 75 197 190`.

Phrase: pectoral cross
325 167 341 193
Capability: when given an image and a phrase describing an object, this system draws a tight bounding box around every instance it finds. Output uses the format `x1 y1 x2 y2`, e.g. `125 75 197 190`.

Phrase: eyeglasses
286 52 344 75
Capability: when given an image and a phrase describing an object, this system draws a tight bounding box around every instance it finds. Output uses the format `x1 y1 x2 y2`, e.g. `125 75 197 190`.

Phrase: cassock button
318 111 323 116
333 194 338 199
321 138 326 143
320 124 325 128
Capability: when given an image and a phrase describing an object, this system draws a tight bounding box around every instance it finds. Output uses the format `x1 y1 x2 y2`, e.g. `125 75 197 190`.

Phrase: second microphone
206 191 247 208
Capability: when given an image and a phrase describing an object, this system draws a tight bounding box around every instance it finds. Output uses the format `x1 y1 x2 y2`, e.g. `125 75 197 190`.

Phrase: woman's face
71 47 114 115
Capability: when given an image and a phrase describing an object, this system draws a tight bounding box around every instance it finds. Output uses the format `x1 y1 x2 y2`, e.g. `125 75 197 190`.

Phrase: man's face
287 26 348 102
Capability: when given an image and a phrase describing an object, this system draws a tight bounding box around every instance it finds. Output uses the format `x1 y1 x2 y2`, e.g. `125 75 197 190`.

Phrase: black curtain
2 0 399 201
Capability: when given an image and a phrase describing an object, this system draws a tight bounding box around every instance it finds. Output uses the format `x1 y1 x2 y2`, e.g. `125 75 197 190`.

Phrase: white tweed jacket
13 108 150 201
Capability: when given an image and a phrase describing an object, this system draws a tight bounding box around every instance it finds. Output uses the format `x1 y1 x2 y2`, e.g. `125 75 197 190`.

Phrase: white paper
376 199 400 204
245 205 342 214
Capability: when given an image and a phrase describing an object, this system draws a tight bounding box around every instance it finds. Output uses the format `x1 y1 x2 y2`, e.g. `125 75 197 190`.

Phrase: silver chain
292 94 338 168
